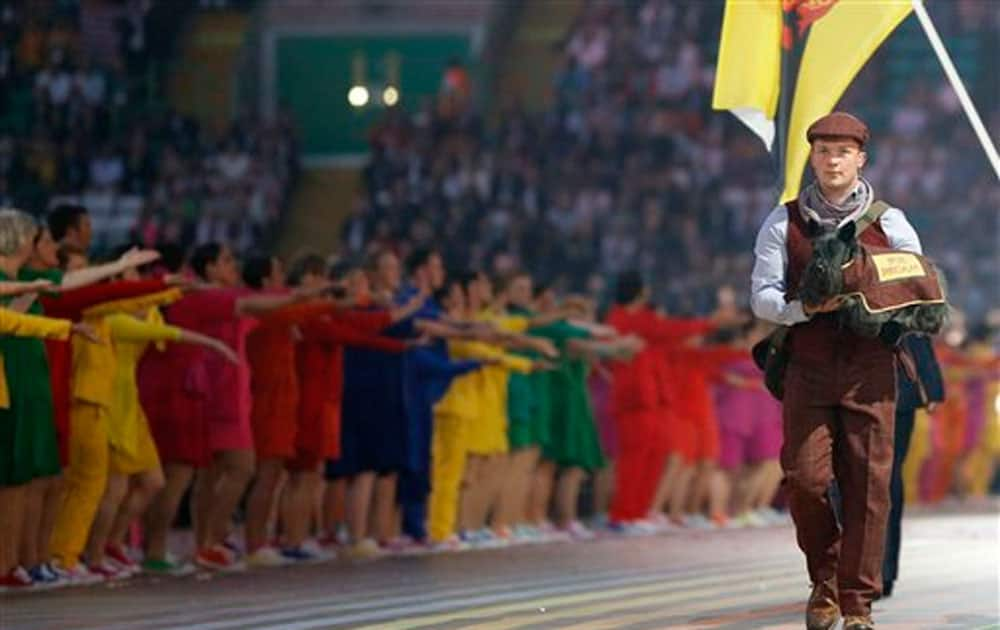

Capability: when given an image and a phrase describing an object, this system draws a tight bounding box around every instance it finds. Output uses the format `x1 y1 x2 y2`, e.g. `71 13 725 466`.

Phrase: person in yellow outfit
85 270 240 578
48 285 185 578
458 271 560 544
0 306 93 592
0 306 99 590
428 277 536 548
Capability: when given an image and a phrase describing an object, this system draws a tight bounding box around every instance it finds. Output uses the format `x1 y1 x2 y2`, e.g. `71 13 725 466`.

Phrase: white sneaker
300 538 324 556
756 507 791 526
246 546 293 568
347 538 381 559
563 521 596 540
430 535 468 553
683 514 716 530
49 560 105 586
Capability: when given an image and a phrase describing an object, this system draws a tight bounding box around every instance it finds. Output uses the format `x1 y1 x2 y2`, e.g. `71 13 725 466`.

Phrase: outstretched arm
566 335 644 361
60 248 162 290
235 282 332 317
108 313 239 364
41 279 171 320
0 279 54 297
0 307 72 340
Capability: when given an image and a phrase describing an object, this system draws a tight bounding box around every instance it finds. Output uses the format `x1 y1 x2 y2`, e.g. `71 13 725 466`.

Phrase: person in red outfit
241 255 344 566
141 243 328 573
675 338 749 527
604 271 714 529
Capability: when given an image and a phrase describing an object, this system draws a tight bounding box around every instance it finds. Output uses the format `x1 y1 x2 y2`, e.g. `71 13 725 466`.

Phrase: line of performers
0 205 995 591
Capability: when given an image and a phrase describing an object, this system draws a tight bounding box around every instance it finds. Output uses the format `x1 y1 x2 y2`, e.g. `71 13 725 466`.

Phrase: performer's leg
144 462 194 561
206 448 255 548
346 472 375 543
109 467 165 547
50 403 109 568
428 414 467 542
19 478 47 570
84 471 128 567
529 459 556 525
0 485 26 575
399 469 430 541
372 472 398 543
37 475 66 564
554 467 586 527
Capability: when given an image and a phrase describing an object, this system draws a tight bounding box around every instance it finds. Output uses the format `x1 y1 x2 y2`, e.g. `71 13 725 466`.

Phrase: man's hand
803 296 845 317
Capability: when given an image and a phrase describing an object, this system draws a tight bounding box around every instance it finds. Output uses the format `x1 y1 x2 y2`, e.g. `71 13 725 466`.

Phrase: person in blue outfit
394 248 483 545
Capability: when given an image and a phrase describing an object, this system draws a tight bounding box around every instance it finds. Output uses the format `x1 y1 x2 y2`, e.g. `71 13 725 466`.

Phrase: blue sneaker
281 546 328 563
28 565 59 590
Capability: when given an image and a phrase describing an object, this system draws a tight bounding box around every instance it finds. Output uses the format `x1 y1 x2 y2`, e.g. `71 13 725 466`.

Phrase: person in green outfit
507 278 643 539
0 208 104 589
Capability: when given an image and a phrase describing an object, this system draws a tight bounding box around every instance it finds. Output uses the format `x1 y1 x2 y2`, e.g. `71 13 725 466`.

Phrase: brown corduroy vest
783 200 891 361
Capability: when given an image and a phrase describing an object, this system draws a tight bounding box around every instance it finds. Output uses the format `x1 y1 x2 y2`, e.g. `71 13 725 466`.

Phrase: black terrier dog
800 222 948 346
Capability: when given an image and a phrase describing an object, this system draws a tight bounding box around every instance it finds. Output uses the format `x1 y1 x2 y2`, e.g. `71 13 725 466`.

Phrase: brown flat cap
807 111 870 146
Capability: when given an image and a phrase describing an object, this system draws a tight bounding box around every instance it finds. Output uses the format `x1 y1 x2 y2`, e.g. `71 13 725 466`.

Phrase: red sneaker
0 567 34 592
87 559 131 581
105 543 139 572
195 545 244 572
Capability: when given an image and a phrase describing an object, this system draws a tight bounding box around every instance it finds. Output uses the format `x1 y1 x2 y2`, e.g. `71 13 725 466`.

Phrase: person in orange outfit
241 255 344 567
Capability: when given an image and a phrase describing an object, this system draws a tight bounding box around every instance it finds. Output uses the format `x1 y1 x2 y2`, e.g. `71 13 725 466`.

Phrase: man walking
750 112 923 630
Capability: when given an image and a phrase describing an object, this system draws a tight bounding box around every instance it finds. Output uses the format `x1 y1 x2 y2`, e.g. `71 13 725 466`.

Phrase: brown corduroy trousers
781 348 896 617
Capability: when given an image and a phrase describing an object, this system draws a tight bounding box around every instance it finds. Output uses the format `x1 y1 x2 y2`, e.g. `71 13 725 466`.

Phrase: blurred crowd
350 0 997 326
0 0 996 598
0 0 298 254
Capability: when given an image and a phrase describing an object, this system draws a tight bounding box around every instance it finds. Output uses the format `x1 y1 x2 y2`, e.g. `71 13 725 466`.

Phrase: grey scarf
797 177 873 230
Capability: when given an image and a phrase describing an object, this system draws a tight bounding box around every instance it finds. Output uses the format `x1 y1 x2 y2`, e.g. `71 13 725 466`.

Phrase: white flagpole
911 0 1000 181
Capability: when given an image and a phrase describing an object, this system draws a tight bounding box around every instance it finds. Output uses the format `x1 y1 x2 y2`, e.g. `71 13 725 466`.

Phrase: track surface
2 512 997 630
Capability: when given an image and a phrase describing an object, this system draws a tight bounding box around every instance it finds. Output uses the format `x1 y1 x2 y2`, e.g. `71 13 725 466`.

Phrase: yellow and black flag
712 0 912 202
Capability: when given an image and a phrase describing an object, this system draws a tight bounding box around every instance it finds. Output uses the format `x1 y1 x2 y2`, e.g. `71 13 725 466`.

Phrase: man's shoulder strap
855 200 890 235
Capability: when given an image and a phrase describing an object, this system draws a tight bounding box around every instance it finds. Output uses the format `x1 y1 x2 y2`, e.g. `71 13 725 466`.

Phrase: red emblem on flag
782 0 840 49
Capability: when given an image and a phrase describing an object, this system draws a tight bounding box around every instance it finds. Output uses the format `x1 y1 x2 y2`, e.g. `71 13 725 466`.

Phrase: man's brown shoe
805 578 840 630
843 616 875 630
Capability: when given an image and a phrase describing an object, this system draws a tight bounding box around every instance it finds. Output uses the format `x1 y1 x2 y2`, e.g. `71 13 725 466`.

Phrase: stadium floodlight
382 86 400 107
348 85 370 108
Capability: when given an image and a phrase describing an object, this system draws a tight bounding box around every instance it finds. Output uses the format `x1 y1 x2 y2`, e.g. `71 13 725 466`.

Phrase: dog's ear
837 221 856 244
